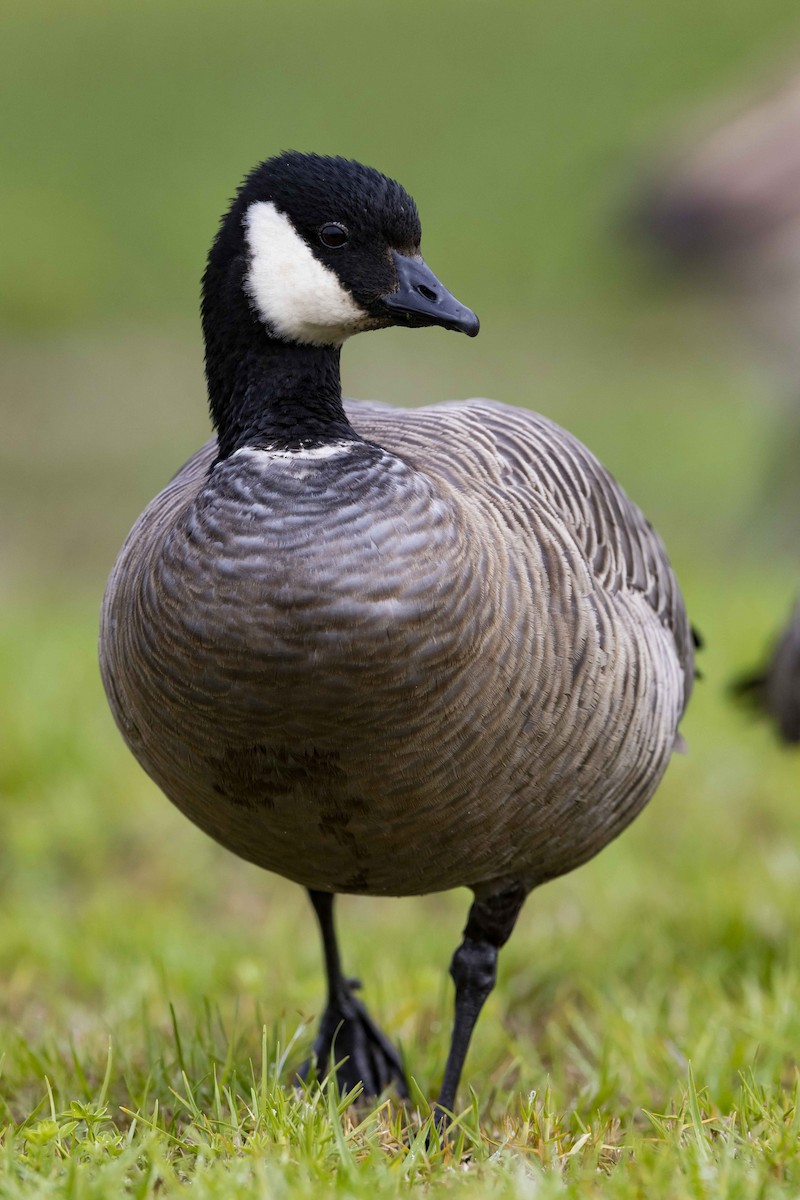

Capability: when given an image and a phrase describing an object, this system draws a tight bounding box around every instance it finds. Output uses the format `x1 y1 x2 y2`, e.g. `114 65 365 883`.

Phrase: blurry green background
2 0 800 1182
4 0 799 598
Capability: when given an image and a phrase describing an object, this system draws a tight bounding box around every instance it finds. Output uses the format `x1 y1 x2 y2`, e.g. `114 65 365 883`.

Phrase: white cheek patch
243 201 372 345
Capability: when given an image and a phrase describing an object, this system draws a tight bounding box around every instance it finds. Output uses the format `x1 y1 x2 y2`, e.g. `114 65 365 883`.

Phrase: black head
202 151 479 350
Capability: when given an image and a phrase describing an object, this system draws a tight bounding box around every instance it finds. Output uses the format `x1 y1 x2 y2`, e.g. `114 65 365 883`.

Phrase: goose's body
100 152 693 1121
103 399 690 897
735 599 800 744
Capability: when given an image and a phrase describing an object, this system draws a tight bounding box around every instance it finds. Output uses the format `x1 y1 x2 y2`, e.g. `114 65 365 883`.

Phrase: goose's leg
434 882 527 1127
300 889 408 1098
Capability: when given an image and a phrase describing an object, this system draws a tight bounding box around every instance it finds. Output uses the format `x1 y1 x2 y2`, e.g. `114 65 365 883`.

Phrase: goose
634 70 800 527
734 599 800 744
634 83 800 735
99 151 694 1124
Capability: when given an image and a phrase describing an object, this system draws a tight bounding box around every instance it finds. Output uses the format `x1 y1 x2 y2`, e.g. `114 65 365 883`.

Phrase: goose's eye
318 223 349 249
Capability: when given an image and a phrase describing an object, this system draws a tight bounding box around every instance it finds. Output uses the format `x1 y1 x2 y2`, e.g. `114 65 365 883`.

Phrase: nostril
416 284 438 303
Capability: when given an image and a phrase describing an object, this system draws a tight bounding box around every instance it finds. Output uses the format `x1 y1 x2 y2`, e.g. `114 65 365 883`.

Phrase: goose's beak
381 251 480 336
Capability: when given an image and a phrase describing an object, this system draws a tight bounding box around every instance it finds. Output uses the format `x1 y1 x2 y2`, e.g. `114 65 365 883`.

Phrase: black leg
299 889 409 1099
434 882 527 1127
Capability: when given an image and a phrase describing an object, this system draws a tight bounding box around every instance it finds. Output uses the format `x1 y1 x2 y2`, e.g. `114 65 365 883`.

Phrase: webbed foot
300 977 408 1098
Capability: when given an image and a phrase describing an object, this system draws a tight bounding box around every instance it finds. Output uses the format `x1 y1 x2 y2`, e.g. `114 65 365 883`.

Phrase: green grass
4 0 800 1193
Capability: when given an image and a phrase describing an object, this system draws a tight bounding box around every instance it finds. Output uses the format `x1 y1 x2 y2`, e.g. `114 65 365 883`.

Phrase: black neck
206 328 357 461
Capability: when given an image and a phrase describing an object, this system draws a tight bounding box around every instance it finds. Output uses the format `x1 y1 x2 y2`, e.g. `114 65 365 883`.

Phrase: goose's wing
344 397 695 712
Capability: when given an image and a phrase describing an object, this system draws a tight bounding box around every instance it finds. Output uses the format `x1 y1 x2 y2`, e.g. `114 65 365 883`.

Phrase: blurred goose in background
635 69 800 415
734 599 800 744
634 70 800 740
100 152 694 1124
